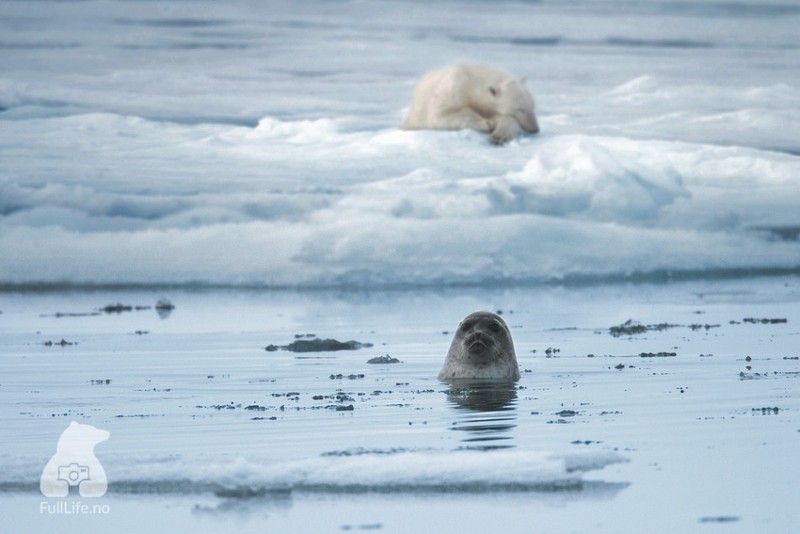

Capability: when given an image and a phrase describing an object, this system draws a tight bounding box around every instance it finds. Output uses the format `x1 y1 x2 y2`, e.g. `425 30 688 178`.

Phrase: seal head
439 311 520 381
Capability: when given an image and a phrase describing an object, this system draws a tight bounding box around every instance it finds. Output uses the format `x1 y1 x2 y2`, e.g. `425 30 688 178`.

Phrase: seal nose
466 331 494 350
467 332 482 344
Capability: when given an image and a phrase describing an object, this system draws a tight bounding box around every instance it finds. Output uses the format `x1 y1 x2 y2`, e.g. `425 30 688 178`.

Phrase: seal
438 311 520 381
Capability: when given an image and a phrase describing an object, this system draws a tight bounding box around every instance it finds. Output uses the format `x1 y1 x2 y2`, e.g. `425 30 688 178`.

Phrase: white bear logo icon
40 421 110 498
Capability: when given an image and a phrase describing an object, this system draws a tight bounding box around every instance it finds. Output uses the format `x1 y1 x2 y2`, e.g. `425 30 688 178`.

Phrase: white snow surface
1 0 799 288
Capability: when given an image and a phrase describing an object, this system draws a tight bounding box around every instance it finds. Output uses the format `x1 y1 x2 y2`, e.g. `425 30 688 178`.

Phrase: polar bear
402 64 539 144
40 421 110 498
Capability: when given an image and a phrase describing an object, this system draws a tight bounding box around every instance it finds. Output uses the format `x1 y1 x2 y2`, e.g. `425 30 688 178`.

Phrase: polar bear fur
40 421 110 498
402 64 539 144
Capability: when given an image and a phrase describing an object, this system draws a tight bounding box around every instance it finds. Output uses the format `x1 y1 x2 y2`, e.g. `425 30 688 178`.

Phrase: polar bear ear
489 86 500 97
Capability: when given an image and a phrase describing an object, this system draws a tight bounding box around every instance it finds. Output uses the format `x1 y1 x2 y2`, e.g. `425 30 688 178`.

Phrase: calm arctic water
0 0 798 287
0 280 799 533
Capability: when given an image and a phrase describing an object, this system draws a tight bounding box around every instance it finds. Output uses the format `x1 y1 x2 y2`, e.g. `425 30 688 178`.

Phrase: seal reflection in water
439 311 520 382
446 381 518 449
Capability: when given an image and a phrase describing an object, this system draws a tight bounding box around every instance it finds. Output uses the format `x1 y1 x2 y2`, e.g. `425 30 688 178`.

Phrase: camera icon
57 463 90 486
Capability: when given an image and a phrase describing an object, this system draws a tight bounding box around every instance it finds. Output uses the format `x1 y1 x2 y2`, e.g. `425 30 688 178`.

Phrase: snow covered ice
1 0 799 288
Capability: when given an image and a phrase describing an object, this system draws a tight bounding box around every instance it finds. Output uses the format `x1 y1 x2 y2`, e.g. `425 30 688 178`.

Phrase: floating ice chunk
94 450 628 495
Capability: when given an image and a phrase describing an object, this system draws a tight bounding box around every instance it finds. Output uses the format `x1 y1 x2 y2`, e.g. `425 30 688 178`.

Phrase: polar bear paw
489 115 523 145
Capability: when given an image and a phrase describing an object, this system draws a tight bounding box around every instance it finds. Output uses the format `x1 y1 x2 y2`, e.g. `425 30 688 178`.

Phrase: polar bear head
489 78 539 134
56 421 110 455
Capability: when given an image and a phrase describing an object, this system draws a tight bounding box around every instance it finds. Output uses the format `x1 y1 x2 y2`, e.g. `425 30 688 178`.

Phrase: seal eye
460 321 473 333
488 321 502 334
